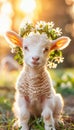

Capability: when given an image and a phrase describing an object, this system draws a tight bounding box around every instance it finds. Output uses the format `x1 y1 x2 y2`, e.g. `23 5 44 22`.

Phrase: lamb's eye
24 46 29 51
43 47 49 53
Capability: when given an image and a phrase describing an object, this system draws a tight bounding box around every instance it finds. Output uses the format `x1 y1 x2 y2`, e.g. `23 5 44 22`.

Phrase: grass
0 69 74 130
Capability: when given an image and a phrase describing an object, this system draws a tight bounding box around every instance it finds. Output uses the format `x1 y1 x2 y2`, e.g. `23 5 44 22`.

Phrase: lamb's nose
32 57 39 62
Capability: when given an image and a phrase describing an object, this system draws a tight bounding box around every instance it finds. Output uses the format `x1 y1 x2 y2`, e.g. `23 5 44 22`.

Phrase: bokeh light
0 0 74 67
19 0 36 14
65 0 74 5
0 1 13 35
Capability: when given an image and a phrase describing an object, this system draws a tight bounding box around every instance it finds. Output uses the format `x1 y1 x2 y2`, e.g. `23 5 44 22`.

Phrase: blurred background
0 0 74 68
0 0 74 129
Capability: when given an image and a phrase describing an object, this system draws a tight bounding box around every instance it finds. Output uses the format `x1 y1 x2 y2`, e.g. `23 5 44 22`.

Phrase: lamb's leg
54 94 64 125
13 92 30 130
41 107 56 130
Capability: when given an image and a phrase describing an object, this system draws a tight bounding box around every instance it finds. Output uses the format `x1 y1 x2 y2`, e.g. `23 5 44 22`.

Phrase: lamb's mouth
32 61 40 66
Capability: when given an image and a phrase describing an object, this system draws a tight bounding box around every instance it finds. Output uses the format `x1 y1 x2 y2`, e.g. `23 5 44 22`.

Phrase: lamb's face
23 34 50 67
4 31 71 68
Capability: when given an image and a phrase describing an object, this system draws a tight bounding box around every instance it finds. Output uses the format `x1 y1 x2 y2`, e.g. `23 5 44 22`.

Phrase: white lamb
5 31 71 130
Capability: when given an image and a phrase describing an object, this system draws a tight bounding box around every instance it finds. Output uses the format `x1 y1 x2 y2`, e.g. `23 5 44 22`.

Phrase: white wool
5 33 64 130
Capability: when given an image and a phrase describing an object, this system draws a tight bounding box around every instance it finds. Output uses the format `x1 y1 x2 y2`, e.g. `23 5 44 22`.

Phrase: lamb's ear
50 36 71 50
4 31 23 47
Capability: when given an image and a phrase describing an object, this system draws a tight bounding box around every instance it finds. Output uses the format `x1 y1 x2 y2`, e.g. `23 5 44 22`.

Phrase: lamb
4 31 71 130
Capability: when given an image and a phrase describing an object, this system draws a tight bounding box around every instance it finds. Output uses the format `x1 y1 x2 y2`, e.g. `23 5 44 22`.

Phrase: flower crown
19 21 62 39
13 20 64 68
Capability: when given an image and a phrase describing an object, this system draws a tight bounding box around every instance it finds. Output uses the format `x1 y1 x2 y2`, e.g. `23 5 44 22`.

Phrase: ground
0 69 74 130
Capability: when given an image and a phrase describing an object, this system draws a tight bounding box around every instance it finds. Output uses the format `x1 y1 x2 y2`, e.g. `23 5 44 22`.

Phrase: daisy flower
20 20 33 30
47 61 57 68
19 20 34 37
55 27 62 36
35 21 46 30
47 21 55 29
54 57 64 63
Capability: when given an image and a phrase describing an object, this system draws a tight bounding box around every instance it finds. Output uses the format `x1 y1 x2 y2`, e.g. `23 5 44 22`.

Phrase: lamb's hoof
45 125 56 130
